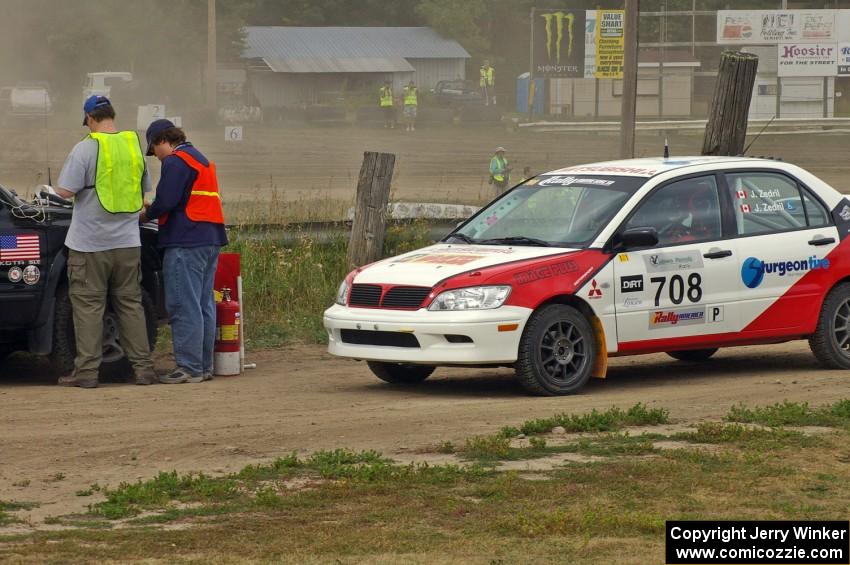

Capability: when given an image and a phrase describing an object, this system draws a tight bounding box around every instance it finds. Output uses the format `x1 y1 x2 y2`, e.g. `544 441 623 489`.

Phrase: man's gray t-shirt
57 138 152 252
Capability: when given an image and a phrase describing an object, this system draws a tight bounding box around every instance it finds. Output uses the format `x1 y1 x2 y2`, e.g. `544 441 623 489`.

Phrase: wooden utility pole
619 0 640 159
701 51 759 156
348 152 396 267
207 0 217 110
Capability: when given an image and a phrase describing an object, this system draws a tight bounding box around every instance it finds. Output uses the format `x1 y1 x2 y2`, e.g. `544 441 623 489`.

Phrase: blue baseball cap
82 95 112 126
144 118 176 156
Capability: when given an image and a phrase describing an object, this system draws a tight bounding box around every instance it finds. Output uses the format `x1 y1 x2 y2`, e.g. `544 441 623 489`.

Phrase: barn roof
244 27 470 73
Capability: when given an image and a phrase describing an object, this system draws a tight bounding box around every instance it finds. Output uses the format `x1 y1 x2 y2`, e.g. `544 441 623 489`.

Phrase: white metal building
243 27 470 109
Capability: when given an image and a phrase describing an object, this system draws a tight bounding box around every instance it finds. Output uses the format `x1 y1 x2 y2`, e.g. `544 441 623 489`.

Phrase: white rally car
324 157 850 395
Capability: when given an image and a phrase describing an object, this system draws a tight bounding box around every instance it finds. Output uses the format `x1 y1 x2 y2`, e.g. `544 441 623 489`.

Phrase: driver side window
624 175 722 247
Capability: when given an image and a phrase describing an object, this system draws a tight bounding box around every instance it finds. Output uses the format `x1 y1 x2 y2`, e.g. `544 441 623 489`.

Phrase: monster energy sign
533 9 586 78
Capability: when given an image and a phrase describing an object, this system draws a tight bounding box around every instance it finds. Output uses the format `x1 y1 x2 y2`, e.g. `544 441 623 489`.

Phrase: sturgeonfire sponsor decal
741 255 830 289
648 307 706 329
536 175 616 187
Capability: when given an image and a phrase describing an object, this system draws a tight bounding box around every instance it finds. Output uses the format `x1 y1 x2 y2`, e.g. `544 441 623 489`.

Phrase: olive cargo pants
67 248 156 380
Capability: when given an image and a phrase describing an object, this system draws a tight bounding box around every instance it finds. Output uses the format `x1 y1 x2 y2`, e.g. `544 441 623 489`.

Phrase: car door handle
703 250 732 259
808 237 835 246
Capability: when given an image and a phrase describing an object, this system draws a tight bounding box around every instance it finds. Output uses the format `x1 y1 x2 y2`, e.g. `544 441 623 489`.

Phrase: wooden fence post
348 151 395 267
701 51 759 156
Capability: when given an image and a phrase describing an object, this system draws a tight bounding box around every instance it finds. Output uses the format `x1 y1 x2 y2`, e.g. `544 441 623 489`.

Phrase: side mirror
619 226 658 250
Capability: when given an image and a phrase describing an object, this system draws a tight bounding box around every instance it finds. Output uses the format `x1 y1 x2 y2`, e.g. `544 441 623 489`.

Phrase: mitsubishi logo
588 279 603 299
541 11 576 64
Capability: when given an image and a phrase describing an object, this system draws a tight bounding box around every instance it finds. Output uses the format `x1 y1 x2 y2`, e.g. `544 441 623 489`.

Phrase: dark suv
0 185 163 377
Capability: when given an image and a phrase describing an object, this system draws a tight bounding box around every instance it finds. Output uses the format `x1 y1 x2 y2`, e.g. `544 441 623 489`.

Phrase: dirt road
1 340 848 529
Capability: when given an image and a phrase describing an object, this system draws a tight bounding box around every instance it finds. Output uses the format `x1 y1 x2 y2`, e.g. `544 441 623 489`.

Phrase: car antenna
663 137 669 159
47 167 52 186
742 115 775 155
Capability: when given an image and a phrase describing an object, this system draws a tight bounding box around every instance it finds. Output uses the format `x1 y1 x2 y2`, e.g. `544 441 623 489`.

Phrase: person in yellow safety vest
480 60 495 106
53 95 158 388
379 80 395 129
402 80 418 132
489 147 511 195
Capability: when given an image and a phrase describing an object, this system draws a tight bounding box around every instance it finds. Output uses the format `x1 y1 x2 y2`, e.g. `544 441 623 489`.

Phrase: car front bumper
323 304 532 364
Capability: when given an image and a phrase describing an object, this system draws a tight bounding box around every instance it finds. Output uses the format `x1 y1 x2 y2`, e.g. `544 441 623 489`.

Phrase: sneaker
158 367 199 384
203 371 214 381
57 374 98 389
184 372 205 384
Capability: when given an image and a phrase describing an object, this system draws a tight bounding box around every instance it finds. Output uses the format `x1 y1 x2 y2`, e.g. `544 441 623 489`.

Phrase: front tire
51 286 158 379
810 283 850 369
367 362 435 384
515 304 595 396
666 348 718 362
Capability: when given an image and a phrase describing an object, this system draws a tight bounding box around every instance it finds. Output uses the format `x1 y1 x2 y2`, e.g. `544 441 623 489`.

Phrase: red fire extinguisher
214 287 241 375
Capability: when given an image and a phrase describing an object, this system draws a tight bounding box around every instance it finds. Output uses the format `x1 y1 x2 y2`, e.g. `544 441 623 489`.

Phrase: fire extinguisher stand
237 275 256 370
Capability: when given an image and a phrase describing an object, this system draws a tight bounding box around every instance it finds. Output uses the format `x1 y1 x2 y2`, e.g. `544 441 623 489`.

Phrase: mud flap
590 315 608 379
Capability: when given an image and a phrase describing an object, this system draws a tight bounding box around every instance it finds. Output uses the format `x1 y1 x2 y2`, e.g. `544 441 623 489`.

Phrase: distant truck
83 72 133 100
0 83 52 117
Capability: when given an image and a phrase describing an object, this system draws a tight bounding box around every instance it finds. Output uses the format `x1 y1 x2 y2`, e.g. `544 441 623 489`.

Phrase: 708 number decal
650 273 702 306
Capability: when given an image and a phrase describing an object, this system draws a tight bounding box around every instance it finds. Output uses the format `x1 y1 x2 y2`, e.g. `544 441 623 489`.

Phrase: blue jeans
164 245 220 375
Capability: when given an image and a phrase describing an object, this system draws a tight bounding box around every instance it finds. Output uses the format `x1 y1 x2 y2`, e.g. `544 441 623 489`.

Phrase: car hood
354 244 578 287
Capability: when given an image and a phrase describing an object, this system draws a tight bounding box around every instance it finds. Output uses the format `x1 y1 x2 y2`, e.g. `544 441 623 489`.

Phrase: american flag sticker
736 190 747 199
740 204 751 213
0 234 40 262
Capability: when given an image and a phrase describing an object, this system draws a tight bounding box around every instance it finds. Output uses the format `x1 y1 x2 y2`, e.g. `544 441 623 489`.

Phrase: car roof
544 156 777 178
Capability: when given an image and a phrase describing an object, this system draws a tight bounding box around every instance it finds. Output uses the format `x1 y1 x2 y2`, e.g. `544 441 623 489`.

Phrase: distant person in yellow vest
54 95 157 388
480 60 495 106
403 80 418 132
489 147 511 195
379 80 395 129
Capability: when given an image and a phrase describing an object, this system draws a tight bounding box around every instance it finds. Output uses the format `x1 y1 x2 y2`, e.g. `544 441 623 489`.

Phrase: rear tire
810 283 850 369
51 287 158 380
666 348 718 362
367 362 435 384
515 304 595 396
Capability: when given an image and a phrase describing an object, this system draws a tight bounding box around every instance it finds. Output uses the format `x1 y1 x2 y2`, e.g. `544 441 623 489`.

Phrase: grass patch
502 403 669 437
676 422 816 450
0 501 38 526
727 399 850 428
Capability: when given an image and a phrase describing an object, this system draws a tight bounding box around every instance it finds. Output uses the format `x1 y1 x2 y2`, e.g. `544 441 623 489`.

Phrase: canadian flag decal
740 203 751 213
736 190 747 199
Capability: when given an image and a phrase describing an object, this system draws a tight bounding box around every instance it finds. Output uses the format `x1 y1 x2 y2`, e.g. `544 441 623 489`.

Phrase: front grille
340 329 420 348
381 286 431 309
349 284 382 307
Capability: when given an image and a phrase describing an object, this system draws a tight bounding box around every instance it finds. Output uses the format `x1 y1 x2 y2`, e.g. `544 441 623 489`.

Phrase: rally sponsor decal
537 175 615 187
555 165 658 176
394 253 485 265
618 253 629 262
622 297 643 309
620 274 643 293
649 307 706 329
513 260 578 285
740 255 830 289
644 250 703 272
7 266 22 283
0 234 40 262
708 305 724 323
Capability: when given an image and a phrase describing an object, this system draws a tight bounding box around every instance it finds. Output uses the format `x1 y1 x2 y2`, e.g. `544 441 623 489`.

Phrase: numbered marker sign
225 126 243 141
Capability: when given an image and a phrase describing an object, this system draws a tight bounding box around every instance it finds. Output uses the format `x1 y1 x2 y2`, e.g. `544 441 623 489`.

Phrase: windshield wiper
478 236 552 247
445 233 477 244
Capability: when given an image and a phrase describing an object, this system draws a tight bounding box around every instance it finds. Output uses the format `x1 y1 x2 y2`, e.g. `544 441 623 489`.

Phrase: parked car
432 79 484 106
0 185 164 377
325 156 850 395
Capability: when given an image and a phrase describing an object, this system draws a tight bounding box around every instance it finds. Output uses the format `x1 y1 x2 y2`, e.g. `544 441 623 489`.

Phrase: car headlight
335 279 350 305
428 286 511 311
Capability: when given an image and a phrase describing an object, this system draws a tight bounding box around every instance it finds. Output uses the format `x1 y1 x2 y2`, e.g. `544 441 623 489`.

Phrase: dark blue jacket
146 142 228 248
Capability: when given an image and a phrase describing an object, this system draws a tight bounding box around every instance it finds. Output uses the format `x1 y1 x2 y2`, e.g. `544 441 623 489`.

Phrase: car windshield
450 174 647 247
